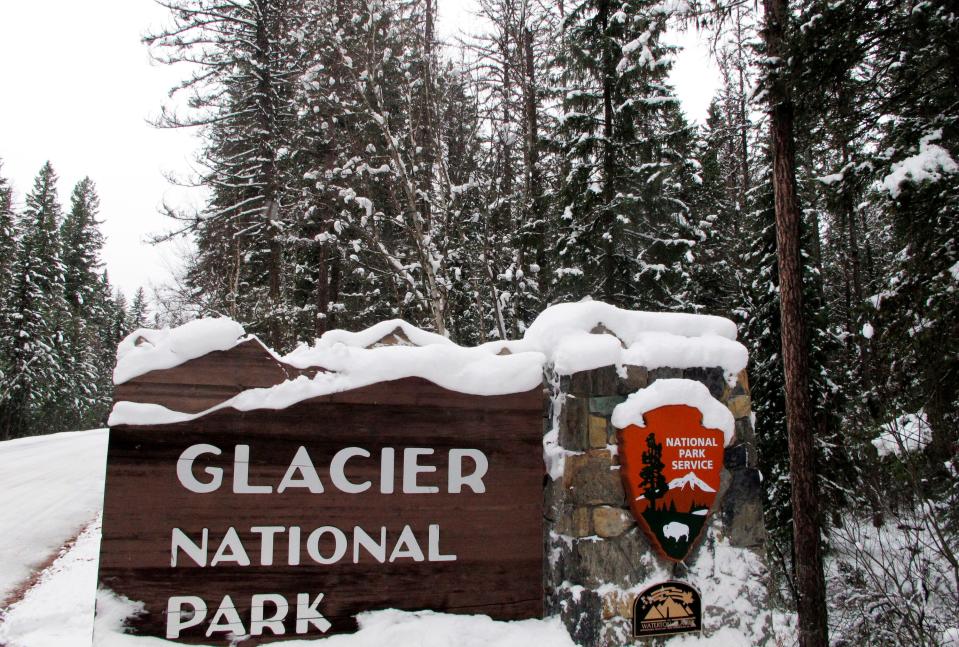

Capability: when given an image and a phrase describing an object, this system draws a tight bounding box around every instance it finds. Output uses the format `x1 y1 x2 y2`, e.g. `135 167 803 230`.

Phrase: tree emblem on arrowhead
618 404 725 562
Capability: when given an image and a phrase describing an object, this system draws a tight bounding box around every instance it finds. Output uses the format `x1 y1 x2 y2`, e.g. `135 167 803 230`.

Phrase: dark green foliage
0 165 127 438
553 0 702 310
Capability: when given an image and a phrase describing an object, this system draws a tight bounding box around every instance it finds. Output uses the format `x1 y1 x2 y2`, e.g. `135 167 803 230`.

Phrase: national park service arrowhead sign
618 404 725 562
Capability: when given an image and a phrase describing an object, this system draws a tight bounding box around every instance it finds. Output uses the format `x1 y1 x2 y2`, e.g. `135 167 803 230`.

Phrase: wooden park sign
618 404 725 562
96 339 544 644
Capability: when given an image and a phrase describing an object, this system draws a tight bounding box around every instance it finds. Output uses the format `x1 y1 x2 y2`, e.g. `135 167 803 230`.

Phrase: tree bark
762 0 829 644
599 0 616 302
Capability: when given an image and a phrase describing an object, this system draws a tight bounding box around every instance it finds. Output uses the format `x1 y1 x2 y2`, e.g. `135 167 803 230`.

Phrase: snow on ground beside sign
0 517 102 647
0 428 107 600
110 301 748 427
610 379 735 445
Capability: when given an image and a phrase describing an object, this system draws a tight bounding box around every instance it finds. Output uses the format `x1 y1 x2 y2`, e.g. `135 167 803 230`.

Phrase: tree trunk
600 0 616 302
762 0 829 644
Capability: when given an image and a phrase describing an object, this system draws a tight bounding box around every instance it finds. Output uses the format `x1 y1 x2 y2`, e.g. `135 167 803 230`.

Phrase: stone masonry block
619 365 648 393
589 415 609 448
591 365 620 395
648 367 683 382
727 394 752 419
735 416 756 446
589 395 625 417
721 468 765 547
593 506 634 538
560 395 589 451
683 366 726 400
569 370 592 396
564 450 625 506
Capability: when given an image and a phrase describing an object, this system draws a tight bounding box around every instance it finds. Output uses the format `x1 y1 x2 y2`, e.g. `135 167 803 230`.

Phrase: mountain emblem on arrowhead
617 404 726 562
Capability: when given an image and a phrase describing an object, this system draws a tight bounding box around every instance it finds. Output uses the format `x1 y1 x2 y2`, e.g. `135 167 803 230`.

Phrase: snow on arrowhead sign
616 389 730 562
95 337 545 645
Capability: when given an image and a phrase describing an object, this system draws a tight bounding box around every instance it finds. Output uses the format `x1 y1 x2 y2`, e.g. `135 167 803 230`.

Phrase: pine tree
147 0 300 349
0 163 16 296
59 178 112 430
127 288 149 331
554 0 702 310
0 163 17 404
0 162 68 439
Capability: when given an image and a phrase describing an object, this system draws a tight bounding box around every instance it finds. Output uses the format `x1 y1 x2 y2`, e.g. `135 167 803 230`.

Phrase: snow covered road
0 429 107 601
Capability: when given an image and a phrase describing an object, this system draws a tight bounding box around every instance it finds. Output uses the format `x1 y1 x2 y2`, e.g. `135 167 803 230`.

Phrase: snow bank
0 429 107 599
0 518 103 647
515 301 745 378
114 318 247 384
93 607 576 647
110 301 747 426
313 319 454 349
881 130 958 199
610 379 735 445
109 344 546 426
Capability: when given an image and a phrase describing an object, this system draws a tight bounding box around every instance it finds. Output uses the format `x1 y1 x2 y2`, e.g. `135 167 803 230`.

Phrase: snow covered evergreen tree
553 0 703 310
0 163 68 439
147 0 300 349
127 288 149 331
59 178 117 430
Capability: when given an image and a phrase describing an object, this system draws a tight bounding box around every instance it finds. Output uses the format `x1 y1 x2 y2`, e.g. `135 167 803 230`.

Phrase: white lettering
353 526 387 563
171 528 207 567
389 525 425 562
403 448 438 494
288 526 301 566
233 445 273 494
306 527 347 565
205 595 245 637
210 527 251 567
427 524 456 562
277 446 324 493
380 448 395 493
330 448 371 494
296 593 331 634
448 449 488 494
251 526 284 566
177 444 222 493
166 596 206 639
250 593 288 636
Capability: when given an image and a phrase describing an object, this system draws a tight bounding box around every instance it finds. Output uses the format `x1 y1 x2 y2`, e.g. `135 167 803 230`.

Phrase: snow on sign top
110 301 747 425
114 317 246 384
611 379 736 445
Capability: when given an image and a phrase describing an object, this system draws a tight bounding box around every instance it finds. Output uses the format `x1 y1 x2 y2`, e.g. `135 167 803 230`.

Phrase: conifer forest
0 0 956 644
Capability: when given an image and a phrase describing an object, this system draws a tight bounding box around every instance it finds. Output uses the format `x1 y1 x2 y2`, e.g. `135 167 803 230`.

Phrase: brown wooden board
97 376 545 645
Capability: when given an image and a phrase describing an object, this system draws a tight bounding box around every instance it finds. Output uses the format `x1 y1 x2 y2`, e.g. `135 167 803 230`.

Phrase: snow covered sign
96 319 546 644
612 379 735 562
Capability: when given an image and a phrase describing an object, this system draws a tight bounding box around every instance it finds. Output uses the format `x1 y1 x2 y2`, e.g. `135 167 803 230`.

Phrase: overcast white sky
0 0 717 300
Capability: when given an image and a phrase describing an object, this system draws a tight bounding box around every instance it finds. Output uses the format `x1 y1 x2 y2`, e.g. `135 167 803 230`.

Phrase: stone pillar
544 365 772 645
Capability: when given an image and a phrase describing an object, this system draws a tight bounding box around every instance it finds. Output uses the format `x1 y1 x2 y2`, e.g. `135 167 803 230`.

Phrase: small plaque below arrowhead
632 581 702 639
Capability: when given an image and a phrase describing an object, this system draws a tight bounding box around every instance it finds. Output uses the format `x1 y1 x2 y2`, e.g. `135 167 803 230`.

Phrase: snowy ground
0 429 107 600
